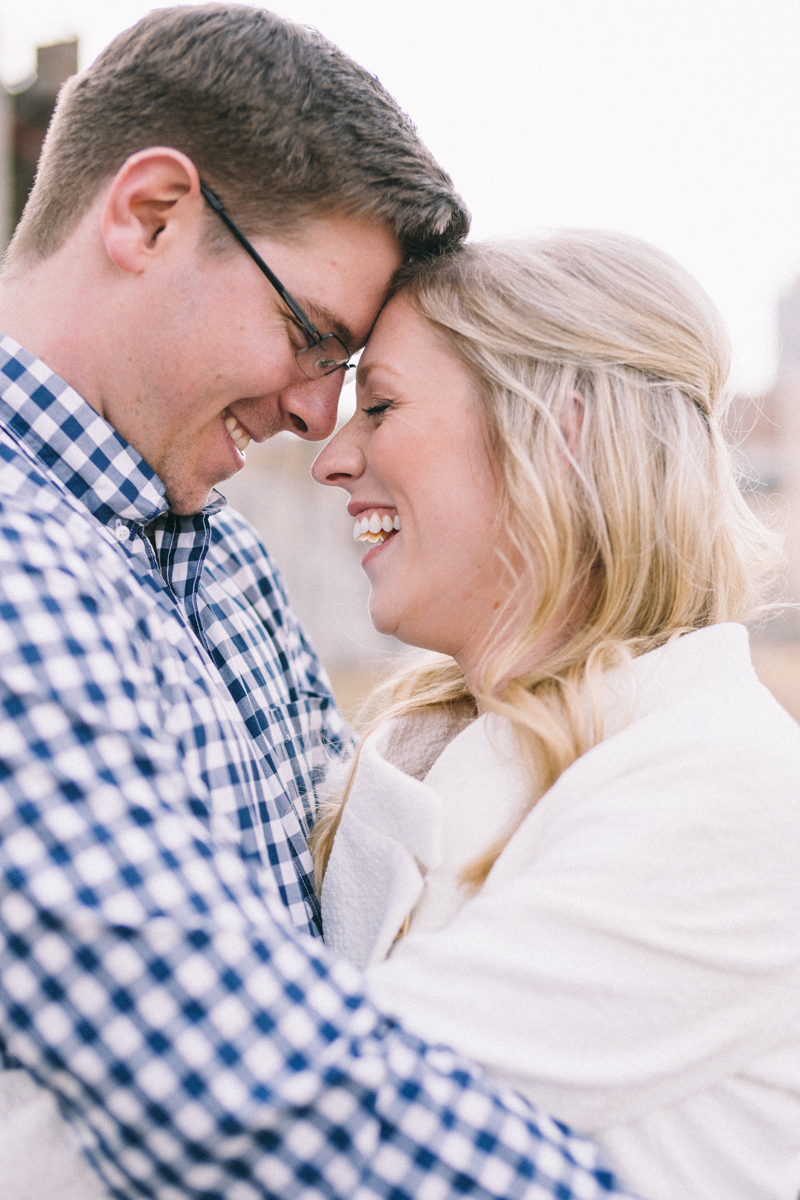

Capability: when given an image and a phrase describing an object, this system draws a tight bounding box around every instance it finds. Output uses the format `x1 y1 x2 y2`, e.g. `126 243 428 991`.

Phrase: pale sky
2 0 799 393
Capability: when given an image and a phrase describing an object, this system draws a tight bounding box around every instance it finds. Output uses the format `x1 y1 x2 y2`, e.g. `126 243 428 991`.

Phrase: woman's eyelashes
362 399 394 421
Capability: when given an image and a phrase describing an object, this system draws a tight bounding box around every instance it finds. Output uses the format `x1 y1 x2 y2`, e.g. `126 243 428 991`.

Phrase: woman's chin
367 592 418 646
367 595 448 655
367 593 399 639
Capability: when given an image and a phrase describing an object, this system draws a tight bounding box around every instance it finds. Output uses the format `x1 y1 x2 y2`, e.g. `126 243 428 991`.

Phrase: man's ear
101 148 201 274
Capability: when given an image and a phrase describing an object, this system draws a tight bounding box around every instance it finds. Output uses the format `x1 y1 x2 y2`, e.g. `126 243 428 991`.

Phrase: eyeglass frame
199 182 353 379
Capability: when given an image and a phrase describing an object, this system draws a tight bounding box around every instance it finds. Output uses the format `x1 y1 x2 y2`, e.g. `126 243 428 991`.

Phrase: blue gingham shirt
0 336 640 1200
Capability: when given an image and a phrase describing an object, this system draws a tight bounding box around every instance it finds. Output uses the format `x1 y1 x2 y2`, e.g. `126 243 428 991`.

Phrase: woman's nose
311 420 365 487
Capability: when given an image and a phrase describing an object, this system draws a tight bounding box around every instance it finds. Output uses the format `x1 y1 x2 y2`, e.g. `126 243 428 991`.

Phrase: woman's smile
351 508 402 544
352 507 402 568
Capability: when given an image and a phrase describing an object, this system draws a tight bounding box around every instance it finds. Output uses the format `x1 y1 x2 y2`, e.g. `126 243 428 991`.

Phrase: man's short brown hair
10 3 469 262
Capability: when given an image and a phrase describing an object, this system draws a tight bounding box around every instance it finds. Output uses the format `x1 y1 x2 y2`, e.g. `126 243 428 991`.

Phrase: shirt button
113 523 130 542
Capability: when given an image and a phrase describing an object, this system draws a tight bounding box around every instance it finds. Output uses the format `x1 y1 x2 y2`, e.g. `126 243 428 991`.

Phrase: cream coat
322 625 800 1200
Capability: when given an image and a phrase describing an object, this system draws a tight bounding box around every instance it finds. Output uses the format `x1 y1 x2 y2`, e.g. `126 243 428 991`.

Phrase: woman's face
312 295 516 676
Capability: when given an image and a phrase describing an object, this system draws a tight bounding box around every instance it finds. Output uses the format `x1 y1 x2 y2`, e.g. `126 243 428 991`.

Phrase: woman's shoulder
483 623 800 895
621 623 800 773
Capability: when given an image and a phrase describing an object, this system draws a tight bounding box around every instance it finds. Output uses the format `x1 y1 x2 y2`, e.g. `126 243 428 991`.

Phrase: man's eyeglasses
200 182 353 380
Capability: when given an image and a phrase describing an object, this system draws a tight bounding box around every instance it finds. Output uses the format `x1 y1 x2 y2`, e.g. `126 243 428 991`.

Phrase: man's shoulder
0 425 65 515
0 489 146 634
0 434 160 632
0 457 101 568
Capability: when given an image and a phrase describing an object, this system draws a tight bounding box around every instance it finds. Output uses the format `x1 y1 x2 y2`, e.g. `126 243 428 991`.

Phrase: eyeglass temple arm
199 183 323 344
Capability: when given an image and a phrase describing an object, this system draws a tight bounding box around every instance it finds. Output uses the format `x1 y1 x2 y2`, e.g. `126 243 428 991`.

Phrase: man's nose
279 370 346 441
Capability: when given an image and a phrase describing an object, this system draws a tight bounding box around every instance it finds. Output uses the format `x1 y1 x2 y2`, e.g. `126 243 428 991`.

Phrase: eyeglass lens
296 332 352 380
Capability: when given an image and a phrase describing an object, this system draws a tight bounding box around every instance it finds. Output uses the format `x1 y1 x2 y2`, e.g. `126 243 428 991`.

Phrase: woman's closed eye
362 400 394 420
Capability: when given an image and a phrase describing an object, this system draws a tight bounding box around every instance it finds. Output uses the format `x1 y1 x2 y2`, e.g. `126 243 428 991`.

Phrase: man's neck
0 222 119 420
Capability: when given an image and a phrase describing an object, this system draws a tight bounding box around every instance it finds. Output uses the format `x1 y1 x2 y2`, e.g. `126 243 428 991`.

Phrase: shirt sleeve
0 507 637 1200
366 706 800 1133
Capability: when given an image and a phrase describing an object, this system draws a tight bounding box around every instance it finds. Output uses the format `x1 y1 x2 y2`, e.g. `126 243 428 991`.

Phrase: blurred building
0 40 79 256
8 41 78 235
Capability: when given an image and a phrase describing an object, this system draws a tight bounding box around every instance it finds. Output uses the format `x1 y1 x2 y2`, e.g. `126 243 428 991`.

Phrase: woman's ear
562 389 585 457
100 147 201 274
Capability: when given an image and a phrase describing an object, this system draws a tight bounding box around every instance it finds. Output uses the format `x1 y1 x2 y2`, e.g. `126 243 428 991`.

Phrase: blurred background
0 0 798 721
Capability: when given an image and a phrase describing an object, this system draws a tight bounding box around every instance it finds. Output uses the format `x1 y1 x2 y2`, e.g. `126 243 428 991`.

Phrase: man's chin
164 463 244 515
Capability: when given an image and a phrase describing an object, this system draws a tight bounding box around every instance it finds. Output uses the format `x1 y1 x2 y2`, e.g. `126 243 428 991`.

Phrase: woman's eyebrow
356 360 402 387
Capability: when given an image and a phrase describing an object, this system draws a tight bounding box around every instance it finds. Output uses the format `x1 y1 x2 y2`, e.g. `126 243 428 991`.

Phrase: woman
310 231 800 1200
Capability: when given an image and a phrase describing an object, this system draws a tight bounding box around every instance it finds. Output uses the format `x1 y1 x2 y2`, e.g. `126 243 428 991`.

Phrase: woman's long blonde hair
311 231 781 890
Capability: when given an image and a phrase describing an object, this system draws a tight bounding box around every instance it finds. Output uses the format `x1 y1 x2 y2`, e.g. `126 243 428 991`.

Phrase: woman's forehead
360 294 458 380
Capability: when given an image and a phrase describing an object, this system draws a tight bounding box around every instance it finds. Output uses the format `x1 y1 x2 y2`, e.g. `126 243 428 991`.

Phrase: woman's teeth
353 511 401 544
224 413 251 452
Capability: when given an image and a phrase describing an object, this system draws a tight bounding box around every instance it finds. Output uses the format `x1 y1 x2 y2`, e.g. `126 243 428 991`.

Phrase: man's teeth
353 511 401 544
224 414 251 452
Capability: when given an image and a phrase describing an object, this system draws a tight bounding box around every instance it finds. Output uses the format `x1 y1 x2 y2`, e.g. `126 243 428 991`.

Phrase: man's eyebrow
295 297 356 352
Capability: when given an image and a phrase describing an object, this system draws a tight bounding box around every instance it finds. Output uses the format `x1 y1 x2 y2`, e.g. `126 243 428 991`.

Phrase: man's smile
223 409 252 453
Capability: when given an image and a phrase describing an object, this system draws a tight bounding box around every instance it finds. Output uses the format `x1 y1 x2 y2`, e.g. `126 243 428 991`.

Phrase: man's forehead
262 212 401 352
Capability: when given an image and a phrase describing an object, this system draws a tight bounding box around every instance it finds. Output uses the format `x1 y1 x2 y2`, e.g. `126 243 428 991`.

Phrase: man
0 6 638 1198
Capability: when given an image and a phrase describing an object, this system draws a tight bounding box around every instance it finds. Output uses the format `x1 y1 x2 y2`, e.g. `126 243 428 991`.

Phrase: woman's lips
360 528 399 568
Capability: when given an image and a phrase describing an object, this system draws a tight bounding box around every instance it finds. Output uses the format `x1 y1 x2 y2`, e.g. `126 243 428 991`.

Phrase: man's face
103 212 401 514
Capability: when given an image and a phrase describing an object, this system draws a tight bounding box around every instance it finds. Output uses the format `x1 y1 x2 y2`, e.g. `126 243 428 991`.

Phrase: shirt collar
0 334 225 525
